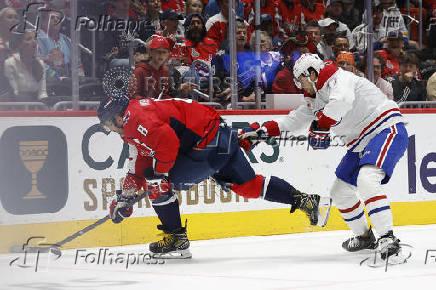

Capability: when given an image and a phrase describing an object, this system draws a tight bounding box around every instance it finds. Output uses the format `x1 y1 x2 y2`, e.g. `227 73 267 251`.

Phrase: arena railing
52 101 101 111
0 102 50 111
398 101 436 108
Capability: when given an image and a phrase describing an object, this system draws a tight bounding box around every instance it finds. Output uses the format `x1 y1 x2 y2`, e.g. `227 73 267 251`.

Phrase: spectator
340 0 360 30
359 53 394 100
253 14 283 48
159 9 184 39
294 0 326 26
161 0 184 13
211 18 253 106
248 30 281 99
336 51 355 72
206 0 235 48
272 34 316 94
379 0 408 40
325 0 355 49
245 0 281 38
332 36 350 59
304 20 322 47
427 72 436 101
37 10 85 78
133 36 196 99
182 13 218 64
4 30 48 101
317 18 338 60
278 0 299 36
185 0 204 16
376 30 405 78
390 53 426 103
352 2 386 54
141 0 162 39
204 0 244 19
0 7 20 100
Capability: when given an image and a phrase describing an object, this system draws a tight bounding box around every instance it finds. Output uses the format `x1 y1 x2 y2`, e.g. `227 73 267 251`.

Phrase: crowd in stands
0 0 435 109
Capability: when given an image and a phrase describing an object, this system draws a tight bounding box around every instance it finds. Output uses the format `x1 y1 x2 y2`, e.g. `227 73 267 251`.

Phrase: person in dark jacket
389 53 427 103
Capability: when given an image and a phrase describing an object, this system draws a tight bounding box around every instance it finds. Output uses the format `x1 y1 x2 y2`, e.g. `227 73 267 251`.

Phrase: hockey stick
10 190 150 255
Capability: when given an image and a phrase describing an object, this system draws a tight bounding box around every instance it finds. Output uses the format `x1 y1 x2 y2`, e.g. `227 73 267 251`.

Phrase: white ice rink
2 224 436 290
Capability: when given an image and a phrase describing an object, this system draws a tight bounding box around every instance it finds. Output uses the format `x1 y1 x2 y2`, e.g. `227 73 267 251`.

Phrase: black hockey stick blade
10 191 149 253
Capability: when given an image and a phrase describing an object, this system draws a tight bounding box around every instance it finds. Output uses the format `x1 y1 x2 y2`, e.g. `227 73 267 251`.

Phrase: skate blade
316 197 332 227
360 244 412 268
150 249 192 259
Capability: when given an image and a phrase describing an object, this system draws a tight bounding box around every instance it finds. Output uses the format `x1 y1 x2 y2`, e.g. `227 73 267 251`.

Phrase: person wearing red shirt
376 31 405 78
293 0 325 27
98 96 331 258
182 13 218 63
133 36 172 99
205 0 234 47
161 0 185 13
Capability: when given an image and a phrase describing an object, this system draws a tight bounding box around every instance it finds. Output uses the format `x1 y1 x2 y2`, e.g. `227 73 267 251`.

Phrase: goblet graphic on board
18 140 48 199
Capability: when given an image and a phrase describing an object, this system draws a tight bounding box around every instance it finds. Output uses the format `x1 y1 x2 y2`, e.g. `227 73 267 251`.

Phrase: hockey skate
149 224 192 259
342 226 377 252
377 231 411 264
294 193 331 227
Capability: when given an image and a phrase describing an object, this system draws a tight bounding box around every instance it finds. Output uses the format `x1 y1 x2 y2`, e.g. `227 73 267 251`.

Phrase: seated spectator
161 0 185 13
206 0 234 47
278 0 299 36
251 14 283 48
272 33 316 94
182 13 218 64
325 0 354 49
159 10 184 38
204 0 244 19
139 0 162 40
340 0 360 30
317 18 338 60
352 2 386 54
332 36 350 59
304 20 322 47
336 51 355 72
390 53 426 103
376 30 405 78
37 10 85 78
379 0 408 40
185 0 204 16
0 7 20 100
133 36 197 99
294 0 326 26
211 18 252 106
4 30 48 101
427 72 436 101
246 0 281 38
359 53 394 100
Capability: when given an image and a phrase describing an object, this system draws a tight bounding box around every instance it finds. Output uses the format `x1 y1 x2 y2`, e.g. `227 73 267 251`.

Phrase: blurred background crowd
0 0 435 110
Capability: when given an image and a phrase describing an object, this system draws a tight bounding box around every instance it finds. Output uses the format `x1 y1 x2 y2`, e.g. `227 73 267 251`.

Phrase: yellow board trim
1 201 436 253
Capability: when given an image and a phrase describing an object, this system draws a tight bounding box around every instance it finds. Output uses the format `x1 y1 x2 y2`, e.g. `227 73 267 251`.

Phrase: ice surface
1 224 436 290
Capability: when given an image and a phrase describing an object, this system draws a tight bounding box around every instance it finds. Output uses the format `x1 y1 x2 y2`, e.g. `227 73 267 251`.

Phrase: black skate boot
149 222 191 259
292 192 331 227
377 230 401 260
342 226 377 252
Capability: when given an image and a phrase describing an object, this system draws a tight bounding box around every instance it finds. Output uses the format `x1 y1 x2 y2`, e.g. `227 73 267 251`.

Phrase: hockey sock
263 176 299 206
331 178 369 236
357 165 393 236
152 196 182 231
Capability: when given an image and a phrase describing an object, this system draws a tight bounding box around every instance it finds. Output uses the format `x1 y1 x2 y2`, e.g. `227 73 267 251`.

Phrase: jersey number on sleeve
137 125 148 137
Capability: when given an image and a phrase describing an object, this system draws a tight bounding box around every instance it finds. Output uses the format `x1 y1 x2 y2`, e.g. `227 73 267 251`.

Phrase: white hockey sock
330 178 368 236
357 165 393 236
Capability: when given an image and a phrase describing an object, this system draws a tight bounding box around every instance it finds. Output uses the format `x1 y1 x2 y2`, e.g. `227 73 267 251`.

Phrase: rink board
0 109 435 253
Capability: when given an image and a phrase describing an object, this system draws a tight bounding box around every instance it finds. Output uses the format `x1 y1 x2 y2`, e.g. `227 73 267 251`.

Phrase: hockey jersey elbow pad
315 111 338 130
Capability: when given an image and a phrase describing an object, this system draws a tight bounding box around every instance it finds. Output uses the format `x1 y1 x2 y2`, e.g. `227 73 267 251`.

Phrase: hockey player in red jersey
239 53 409 264
98 96 331 258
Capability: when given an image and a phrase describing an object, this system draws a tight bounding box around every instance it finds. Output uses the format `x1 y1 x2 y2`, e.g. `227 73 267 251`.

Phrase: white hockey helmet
293 53 324 89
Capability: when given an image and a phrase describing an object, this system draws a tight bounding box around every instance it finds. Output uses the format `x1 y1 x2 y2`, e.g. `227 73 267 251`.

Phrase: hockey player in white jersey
239 53 409 262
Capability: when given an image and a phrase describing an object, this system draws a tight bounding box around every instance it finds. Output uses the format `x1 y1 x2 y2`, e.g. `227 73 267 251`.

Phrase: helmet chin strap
308 77 318 94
